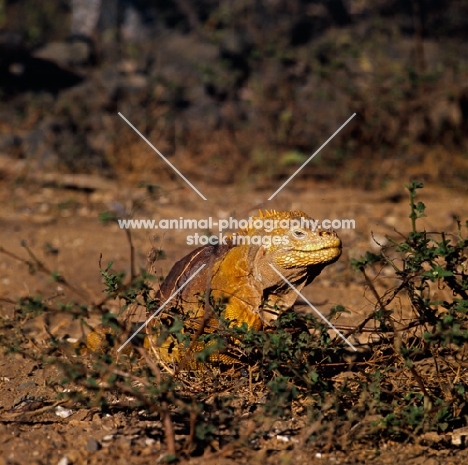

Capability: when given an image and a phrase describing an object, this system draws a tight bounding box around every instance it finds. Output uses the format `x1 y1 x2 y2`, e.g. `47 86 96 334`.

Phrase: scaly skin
145 210 342 368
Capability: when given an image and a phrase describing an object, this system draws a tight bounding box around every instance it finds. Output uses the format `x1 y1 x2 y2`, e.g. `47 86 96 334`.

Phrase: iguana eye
291 229 307 240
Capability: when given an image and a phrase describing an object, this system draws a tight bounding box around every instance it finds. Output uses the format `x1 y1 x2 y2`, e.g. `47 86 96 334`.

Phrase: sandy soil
1 173 468 464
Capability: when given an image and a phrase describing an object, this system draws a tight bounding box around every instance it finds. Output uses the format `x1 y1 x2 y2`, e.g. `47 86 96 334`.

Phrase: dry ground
1 173 468 464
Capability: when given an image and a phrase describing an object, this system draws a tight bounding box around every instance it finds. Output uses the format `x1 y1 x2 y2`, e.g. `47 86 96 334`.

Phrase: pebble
17 381 37 390
86 437 101 452
55 406 74 419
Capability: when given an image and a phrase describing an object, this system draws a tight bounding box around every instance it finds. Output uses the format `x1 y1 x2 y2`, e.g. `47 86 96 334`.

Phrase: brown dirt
1 173 468 464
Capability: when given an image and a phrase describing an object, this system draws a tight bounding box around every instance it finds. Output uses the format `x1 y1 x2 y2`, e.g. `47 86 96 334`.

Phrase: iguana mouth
303 244 340 250
295 244 341 253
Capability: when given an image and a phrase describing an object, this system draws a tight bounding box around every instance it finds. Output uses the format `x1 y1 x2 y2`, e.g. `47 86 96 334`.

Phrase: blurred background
0 0 467 190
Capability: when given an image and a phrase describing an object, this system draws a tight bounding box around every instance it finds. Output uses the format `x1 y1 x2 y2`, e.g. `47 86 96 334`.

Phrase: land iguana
86 210 341 367
143 210 342 367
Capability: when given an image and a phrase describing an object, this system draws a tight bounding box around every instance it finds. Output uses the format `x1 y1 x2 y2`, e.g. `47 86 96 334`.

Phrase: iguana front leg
209 245 265 331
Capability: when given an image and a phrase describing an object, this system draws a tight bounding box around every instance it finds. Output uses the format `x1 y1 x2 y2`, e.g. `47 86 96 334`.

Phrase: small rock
370 233 388 251
57 456 70 465
86 437 101 452
276 434 298 443
34 40 93 66
17 381 37 391
55 405 74 419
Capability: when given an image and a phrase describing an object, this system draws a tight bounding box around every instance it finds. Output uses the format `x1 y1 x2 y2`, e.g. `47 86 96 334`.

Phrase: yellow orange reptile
143 210 342 368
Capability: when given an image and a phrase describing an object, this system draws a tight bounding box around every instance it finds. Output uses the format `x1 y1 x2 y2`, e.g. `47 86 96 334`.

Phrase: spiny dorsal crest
237 210 312 235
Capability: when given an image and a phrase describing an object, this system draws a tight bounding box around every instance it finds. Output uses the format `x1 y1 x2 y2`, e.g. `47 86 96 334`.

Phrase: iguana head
238 210 342 269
